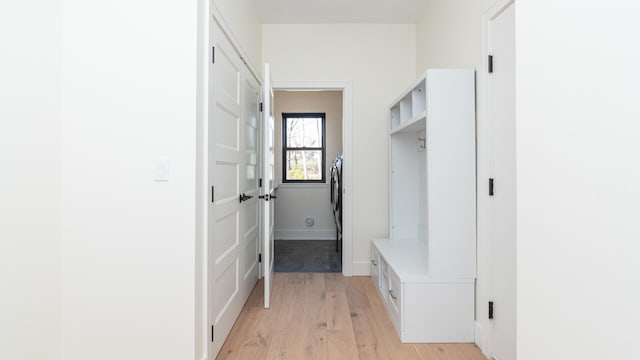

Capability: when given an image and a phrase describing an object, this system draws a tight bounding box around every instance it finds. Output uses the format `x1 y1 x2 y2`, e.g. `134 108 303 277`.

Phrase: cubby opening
390 104 401 129
390 128 427 245
412 79 427 116
399 94 413 123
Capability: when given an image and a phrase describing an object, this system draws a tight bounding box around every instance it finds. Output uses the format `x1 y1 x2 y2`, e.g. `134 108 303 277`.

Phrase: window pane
285 150 323 181
286 117 322 148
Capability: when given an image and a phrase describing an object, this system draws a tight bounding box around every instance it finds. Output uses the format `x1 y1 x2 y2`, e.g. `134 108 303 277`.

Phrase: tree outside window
282 113 326 182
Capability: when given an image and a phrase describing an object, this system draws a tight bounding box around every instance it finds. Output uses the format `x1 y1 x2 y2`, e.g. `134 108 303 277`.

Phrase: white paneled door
488 1 516 359
208 19 259 357
261 64 276 309
240 68 261 298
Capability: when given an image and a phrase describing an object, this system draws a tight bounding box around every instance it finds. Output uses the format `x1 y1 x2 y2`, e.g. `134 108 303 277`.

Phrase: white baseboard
275 229 336 240
352 261 371 276
475 321 491 358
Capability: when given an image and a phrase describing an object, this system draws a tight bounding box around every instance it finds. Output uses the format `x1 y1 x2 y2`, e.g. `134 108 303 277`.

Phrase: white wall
415 0 494 75
212 0 262 74
0 2 62 359
274 91 343 240
60 1 198 358
516 1 640 359
263 24 416 273
414 2 493 353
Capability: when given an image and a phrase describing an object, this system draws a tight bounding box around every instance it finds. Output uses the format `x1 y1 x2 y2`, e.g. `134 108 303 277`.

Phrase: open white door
261 63 276 308
488 1 516 359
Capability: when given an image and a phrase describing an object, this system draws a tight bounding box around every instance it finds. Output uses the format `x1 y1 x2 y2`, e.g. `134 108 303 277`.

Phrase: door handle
239 193 254 203
259 194 269 201
371 259 377 266
269 193 277 199
388 289 397 300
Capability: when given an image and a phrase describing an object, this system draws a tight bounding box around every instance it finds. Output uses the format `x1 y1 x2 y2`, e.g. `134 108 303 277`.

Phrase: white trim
477 0 515 358
273 81 354 277
275 229 337 241
487 0 515 21
209 0 261 83
475 322 489 359
195 1 210 359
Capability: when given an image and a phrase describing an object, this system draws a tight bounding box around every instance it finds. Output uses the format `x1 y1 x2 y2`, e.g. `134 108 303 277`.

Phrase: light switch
155 157 169 181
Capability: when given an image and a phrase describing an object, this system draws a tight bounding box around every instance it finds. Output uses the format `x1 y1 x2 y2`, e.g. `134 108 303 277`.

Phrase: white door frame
477 0 516 358
272 81 354 277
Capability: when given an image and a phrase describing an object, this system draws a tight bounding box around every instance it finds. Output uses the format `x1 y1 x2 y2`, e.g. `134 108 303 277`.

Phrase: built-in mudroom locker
370 69 476 342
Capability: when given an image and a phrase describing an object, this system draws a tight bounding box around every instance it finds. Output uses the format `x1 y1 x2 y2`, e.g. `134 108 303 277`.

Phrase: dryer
329 155 343 256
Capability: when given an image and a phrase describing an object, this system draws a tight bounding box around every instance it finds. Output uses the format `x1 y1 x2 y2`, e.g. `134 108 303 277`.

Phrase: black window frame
282 112 327 183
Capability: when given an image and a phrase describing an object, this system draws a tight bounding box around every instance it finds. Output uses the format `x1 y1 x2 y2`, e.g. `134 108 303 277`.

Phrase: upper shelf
390 111 426 135
390 76 427 132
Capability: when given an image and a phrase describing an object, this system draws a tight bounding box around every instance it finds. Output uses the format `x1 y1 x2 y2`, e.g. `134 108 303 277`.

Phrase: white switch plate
155 157 169 181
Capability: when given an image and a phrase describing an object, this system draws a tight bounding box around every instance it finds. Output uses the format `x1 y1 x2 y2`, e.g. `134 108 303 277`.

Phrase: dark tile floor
274 240 341 273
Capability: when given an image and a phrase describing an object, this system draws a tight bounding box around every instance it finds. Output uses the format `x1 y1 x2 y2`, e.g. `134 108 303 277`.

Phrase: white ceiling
253 0 428 24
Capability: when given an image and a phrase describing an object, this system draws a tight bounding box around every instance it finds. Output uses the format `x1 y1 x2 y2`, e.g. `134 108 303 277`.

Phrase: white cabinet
372 239 475 342
372 69 476 343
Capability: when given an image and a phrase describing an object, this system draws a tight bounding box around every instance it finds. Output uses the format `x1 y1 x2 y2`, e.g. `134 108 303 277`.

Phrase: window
282 113 326 182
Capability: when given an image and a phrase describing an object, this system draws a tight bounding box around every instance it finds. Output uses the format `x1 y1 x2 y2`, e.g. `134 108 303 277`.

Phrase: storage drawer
370 247 380 289
386 267 402 333
388 267 402 313
380 258 389 304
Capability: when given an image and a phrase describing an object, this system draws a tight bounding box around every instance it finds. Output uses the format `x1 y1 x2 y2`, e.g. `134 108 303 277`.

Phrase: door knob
239 193 254 203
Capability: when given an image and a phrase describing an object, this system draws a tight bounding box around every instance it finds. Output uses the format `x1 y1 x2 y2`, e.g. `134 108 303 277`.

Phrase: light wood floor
217 273 487 360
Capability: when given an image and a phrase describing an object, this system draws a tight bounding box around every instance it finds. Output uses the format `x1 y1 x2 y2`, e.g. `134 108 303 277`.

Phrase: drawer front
380 259 389 304
370 247 380 288
386 268 402 334
388 268 402 315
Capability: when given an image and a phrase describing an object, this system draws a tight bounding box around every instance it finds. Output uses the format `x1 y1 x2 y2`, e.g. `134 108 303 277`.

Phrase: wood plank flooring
217 273 487 360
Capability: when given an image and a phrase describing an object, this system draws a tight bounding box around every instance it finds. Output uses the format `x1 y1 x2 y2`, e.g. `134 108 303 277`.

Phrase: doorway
272 90 344 273
271 82 353 276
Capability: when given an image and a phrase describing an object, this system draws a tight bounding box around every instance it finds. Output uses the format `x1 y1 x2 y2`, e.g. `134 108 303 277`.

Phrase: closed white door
208 19 249 356
261 64 275 309
488 1 516 360
239 70 261 299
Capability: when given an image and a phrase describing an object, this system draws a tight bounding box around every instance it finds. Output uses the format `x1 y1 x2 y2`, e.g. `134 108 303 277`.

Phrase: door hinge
258 253 262 263
259 102 263 112
259 178 263 188
488 55 493 73
212 47 215 64
489 178 494 196
211 186 215 202
211 325 214 342
489 301 494 319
